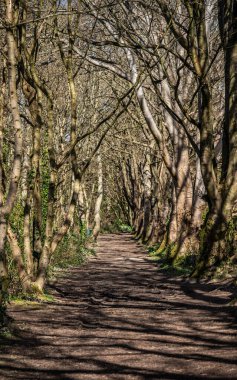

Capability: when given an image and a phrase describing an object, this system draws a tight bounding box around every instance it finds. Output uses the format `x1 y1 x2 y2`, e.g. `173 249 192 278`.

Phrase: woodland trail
0 234 237 380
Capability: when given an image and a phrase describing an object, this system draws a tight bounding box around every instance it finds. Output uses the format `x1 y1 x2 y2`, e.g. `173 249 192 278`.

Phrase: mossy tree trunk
0 0 23 305
193 0 237 277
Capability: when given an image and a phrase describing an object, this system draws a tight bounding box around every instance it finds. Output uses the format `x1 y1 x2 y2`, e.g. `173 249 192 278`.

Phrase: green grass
101 219 133 234
147 243 195 276
9 291 55 305
48 229 95 280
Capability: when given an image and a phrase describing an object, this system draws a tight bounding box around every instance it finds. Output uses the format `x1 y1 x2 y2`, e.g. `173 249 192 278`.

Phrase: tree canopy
0 0 237 307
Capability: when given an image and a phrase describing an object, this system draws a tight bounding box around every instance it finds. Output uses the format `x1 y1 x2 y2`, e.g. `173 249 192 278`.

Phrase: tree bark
0 0 23 304
92 154 103 241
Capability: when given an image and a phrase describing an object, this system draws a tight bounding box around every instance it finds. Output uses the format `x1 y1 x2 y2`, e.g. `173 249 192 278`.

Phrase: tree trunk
0 0 23 303
92 154 103 241
193 0 237 277
0 218 8 306
7 227 32 292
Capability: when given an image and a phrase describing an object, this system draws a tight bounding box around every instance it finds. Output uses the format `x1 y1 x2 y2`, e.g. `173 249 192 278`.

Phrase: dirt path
0 234 237 380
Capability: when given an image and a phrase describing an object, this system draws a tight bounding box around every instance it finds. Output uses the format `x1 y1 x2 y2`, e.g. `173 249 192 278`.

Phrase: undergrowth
47 225 95 285
6 224 95 303
102 219 133 234
148 244 196 276
1 226 94 337
50 231 94 270
148 240 237 281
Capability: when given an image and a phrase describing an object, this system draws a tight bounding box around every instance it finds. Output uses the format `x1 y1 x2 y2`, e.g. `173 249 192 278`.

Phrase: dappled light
0 0 237 378
1 235 237 379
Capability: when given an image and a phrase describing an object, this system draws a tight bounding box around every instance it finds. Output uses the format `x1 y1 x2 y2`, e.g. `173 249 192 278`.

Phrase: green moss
155 233 168 255
11 299 40 306
157 255 193 276
168 243 178 260
147 238 195 277
0 328 13 339
148 243 161 256
194 214 237 278
10 291 55 305
37 293 55 302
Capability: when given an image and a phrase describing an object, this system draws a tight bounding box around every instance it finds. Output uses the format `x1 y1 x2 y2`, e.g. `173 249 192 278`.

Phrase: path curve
0 234 237 379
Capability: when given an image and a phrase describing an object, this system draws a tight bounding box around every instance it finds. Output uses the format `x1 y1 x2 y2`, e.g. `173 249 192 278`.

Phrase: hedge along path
0 234 237 380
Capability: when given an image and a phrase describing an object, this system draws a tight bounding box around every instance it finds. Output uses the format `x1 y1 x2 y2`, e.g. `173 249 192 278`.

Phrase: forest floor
0 233 237 380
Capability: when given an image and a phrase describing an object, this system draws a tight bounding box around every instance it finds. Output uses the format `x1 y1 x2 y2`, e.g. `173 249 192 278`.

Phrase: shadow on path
0 234 237 379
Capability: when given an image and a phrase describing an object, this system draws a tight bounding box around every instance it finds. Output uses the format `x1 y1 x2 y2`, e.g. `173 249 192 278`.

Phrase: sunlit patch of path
0 234 237 379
